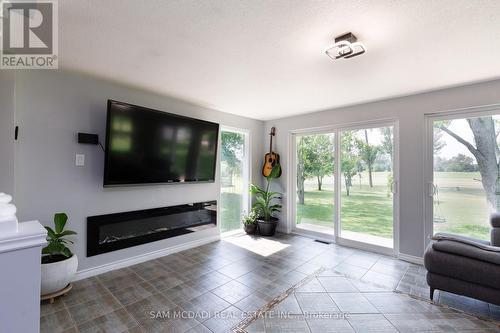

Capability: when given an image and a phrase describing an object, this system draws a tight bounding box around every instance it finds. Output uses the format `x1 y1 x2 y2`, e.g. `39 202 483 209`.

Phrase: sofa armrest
432 240 500 265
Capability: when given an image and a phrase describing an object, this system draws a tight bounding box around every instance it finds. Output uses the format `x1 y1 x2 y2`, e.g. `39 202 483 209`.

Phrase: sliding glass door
293 122 398 252
340 126 395 248
428 111 499 241
220 128 250 233
295 133 335 235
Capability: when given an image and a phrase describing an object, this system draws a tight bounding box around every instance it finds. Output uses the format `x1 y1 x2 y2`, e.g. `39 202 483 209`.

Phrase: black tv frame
103 99 219 187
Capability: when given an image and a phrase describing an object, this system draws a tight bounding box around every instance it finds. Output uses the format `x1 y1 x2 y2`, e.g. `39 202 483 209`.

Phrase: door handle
428 182 436 197
391 181 398 194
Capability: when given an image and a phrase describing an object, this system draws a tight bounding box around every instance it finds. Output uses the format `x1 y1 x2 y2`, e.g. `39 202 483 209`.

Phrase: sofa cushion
424 245 500 290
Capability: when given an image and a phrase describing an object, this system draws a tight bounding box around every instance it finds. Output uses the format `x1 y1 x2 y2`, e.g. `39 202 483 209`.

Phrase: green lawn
297 171 491 241
433 172 490 240
296 176 393 239
220 192 242 232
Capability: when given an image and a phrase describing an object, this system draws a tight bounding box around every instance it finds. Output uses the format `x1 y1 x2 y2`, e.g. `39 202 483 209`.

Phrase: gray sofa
424 214 500 305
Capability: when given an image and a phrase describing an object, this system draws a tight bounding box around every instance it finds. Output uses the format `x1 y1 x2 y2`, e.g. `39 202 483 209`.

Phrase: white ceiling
60 0 500 120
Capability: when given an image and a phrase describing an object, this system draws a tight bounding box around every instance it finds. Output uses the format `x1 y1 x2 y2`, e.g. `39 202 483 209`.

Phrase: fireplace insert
87 201 217 256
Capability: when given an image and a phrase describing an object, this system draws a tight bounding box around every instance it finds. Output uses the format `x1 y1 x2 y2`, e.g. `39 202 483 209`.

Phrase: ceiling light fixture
325 32 366 61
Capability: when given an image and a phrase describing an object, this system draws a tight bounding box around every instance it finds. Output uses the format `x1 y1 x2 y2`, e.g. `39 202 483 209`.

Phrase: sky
437 119 475 159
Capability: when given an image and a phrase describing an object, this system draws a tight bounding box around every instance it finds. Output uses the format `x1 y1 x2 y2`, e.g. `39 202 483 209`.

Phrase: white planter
41 254 78 295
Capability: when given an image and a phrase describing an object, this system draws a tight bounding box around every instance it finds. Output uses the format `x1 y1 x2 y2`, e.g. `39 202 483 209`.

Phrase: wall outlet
76 154 85 166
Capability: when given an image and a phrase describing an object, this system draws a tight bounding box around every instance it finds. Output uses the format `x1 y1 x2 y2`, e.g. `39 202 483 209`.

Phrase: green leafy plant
241 209 258 226
42 213 77 260
250 164 282 221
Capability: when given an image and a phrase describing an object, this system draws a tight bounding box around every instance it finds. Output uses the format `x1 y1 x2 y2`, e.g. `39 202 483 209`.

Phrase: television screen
104 100 219 186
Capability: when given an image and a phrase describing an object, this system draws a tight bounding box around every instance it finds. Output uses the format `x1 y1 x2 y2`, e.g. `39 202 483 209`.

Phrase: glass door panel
340 126 394 248
220 129 249 233
295 133 335 235
432 115 499 240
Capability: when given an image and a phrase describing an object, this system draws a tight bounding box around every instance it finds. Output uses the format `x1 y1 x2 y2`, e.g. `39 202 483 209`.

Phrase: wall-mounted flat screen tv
104 100 219 186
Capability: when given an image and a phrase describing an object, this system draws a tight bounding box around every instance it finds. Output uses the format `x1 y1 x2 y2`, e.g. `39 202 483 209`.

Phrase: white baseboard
73 235 221 281
398 253 424 265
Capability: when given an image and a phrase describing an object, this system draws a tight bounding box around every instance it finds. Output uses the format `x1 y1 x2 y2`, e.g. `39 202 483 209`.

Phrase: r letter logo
1 0 58 69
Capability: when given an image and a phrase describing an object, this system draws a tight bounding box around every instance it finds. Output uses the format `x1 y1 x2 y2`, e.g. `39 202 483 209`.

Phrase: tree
341 132 359 196
303 135 334 191
438 117 500 211
356 129 379 188
221 132 244 185
435 154 478 172
434 129 446 154
296 136 307 204
296 134 334 205
380 127 393 168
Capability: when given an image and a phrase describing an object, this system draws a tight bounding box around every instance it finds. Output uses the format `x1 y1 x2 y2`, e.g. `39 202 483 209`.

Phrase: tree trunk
317 176 323 191
365 129 374 188
368 166 373 187
345 177 350 196
467 118 499 212
297 162 305 205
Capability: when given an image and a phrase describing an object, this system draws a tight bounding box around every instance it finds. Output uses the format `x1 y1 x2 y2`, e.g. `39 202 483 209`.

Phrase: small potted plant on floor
250 164 282 236
241 209 258 235
41 213 78 296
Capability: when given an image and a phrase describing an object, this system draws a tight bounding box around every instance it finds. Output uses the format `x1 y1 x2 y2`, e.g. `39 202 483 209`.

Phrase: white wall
265 79 500 258
0 73 15 196
13 70 264 272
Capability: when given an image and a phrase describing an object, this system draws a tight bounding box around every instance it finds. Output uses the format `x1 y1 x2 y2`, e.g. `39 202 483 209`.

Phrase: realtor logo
1 0 58 69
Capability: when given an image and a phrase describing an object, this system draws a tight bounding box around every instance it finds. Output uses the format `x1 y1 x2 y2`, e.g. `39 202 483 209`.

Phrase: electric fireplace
87 201 217 256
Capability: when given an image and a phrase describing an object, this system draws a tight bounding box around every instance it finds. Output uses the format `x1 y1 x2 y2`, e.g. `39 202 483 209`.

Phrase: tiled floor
244 271 499 333
40 233 500 333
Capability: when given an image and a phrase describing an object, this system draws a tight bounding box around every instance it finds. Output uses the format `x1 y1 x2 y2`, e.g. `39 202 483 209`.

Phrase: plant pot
257 217 278 236
244 223 257 235
41 254 78 295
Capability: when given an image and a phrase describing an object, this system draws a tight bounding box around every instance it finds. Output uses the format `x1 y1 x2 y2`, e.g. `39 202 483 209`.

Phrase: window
340 126 394 248
295 133 335 235
220 128 250 233
430 113 499 240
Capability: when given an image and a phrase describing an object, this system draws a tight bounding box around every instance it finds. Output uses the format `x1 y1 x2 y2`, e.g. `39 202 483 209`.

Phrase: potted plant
250 165 282 236
241 209 258 235
41 213 78 295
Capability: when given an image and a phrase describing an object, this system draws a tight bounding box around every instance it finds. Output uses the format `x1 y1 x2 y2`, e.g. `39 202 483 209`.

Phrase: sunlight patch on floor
224 233 290 257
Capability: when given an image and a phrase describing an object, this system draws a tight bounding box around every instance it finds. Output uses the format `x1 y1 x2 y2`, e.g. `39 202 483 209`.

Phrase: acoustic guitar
262 127 282 177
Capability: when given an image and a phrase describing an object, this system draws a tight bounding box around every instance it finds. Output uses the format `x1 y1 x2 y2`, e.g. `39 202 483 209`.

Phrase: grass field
220 192 242 233
220 175 245 233
297 171 491 241
433 172 489 240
